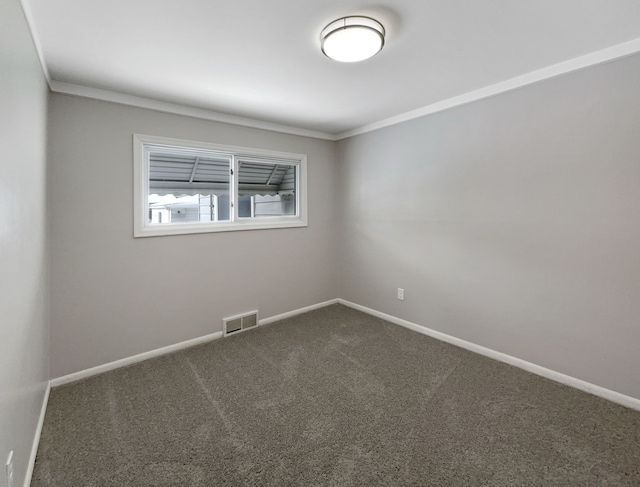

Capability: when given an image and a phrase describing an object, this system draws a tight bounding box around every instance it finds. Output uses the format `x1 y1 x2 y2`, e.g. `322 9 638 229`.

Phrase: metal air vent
223 310 259 336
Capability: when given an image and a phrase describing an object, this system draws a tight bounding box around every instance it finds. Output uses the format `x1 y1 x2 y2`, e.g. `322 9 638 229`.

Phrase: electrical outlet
5 451 14 487
397 288 405 301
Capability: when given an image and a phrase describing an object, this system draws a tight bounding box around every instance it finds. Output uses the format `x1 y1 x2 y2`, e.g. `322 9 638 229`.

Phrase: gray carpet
32 304 640 486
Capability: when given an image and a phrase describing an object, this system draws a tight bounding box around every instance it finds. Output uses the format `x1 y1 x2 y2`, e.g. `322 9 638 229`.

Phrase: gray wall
0 0 50 484
49 94 338 378
337 54 640 399
46 44 640 401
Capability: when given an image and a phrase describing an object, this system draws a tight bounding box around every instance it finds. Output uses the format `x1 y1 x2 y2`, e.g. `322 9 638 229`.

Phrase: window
133 134 307 237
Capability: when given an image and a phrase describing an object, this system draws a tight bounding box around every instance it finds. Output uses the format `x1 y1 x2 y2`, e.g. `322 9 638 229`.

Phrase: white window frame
133 134 307 237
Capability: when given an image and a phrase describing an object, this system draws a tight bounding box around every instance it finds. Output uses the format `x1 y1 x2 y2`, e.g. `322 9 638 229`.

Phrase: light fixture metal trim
320 16 385 63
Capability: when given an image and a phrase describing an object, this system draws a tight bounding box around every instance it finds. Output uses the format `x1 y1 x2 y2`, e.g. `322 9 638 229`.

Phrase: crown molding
19 0 52 87
49 81 337 141
337 37 640 140
45 36 640 142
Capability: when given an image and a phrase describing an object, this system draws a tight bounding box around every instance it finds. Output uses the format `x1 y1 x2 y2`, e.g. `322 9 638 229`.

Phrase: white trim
336 37 640 140
48 297 640 410
50 81 335 140
46 38 640 141
136 219 308 238
259 298 339 326
51 331 223 387
133 134 308 238
338 299 640 411
49 299 339 387
18 0 52 87
23 381 50 487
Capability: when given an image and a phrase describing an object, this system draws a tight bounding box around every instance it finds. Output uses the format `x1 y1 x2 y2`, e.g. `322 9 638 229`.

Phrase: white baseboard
338 299 640 412
51 331 224 387
259 299 339 326
50 297 638 411
24 381 50 487
51 299 339 387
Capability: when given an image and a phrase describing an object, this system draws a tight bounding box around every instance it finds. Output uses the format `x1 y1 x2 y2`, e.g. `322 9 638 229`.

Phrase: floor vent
223 310 259 336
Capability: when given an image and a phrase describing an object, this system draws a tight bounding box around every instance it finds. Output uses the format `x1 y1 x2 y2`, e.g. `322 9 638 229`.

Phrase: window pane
147 145 231 224
237 161 296 218
135 134 307 237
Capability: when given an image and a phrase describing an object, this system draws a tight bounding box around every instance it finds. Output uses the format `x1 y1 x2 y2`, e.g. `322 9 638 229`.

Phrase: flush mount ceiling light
320 16 385 63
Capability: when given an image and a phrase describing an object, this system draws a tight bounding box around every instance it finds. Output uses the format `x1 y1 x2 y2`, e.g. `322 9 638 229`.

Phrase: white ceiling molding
21 1 640 135
49 81 337 141
337 37 640 140
47 36 640 143
19 0 51 86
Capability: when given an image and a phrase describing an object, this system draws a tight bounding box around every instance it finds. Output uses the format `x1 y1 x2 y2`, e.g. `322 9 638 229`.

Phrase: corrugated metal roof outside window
148 146 297 197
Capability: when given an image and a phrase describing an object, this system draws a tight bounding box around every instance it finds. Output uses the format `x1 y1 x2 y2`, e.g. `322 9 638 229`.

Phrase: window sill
133 218 308 238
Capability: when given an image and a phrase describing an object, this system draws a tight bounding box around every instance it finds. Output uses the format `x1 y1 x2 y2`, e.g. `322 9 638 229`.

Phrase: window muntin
134 135 307 237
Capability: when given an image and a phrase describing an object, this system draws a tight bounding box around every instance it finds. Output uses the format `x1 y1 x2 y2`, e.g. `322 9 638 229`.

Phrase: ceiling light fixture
320 16 385 63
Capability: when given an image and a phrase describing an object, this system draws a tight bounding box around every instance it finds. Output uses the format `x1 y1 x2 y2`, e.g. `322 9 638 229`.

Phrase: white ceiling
24 0 640 137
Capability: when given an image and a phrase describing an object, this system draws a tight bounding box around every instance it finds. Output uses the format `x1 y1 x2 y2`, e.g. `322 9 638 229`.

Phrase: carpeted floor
32 304 640 486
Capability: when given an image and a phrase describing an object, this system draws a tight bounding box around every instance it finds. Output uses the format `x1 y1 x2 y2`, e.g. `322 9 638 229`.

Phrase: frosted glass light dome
320 17 385 63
